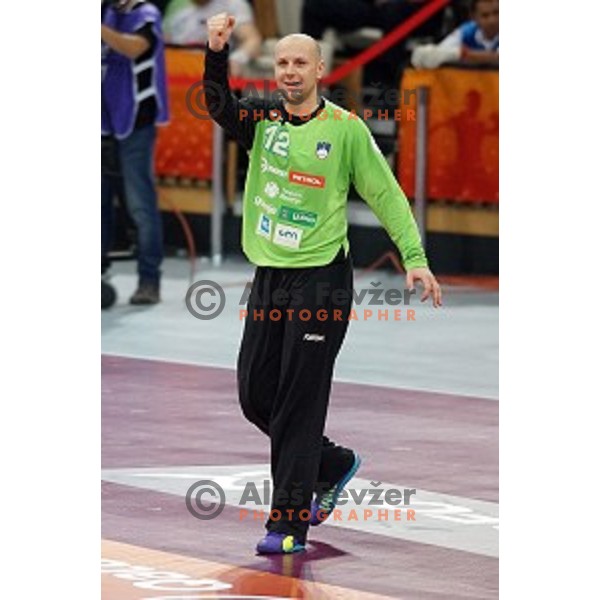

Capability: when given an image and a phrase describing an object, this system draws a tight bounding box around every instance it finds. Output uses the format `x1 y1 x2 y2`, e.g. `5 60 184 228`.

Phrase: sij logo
316 141 332 159
273 223 303 249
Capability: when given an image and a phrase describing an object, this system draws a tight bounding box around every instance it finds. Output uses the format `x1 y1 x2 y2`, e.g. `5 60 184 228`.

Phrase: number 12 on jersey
263 124 290 158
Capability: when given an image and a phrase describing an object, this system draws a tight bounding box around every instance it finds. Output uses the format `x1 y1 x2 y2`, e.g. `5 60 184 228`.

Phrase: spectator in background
302 0 439 93
412 0 498 68
302 0 431 40
101 0 169 305
163 0 261 75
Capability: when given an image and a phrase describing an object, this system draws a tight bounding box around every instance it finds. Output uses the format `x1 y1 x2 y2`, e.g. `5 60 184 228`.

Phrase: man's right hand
207 12 236 52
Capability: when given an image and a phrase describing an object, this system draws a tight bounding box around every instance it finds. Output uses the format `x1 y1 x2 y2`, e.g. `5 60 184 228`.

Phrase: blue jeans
102 125 163 285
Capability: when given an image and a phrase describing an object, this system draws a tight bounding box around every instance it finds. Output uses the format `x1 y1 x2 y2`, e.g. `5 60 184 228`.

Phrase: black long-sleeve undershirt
202 44 266 150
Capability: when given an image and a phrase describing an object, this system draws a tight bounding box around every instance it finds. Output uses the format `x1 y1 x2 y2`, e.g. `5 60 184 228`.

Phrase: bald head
275 34 322 61
273 33 325 112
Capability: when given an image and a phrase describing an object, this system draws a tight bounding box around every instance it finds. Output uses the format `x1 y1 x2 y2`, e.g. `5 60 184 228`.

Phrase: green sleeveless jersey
241 100 427 270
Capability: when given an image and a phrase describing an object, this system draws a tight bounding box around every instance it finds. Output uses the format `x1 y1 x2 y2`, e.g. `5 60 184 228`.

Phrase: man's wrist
207 41 229 54
405 260 429 271
101 24 114 40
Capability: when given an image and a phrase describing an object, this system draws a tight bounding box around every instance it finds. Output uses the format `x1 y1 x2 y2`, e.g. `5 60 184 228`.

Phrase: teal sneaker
310 452 362 526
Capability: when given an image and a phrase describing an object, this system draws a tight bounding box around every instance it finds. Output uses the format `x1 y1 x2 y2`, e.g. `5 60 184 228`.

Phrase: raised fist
207 12 236 52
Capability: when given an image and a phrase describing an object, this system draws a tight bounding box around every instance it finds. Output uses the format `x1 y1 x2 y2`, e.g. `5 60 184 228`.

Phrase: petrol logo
289 171 326 188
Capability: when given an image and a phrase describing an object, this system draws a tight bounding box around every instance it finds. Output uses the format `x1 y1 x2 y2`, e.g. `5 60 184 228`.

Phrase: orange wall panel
155 49 213 180
399 68 499 204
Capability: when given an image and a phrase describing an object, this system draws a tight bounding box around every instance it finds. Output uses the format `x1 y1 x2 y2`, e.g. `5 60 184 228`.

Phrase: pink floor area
102 354 498 599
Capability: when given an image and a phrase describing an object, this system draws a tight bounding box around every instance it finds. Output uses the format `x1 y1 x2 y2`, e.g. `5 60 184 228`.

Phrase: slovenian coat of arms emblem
315 141 332 159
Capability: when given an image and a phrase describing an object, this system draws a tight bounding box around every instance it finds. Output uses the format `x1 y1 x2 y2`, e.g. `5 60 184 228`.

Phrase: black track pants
237 251 355 543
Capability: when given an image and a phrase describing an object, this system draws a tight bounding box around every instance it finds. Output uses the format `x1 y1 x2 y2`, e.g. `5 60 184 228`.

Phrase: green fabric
242 100 428 270
163 0 190 21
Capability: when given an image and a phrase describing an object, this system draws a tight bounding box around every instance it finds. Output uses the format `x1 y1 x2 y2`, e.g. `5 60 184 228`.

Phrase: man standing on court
203 13 442 554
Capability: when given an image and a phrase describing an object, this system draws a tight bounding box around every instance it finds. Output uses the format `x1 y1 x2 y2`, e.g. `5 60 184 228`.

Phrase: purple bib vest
102 2 169 139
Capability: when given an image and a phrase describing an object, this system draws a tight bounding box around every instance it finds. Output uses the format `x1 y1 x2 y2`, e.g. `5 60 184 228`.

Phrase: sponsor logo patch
264 181 280 199
260 157 287 178
281 188 303 205
254 196 277 215
303 333 326 342
273 223 303 249
256 213 272 239
278 205 318 228
289 171 326 188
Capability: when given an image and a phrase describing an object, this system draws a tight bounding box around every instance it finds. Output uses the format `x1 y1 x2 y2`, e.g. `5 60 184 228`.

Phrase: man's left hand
406 267 442 308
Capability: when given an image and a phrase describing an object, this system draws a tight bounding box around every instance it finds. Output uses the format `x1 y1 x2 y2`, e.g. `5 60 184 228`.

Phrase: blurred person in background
163 0 261 75
101 0 169 305
412 0 498 68
302 0 439 94
302 0 431 40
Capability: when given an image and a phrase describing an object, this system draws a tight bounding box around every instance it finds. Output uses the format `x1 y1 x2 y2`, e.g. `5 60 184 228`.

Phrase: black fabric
101 135 121 177
301 0 443 84
302 0 436 38
135 21 156 47
148 0 169 14
133 21 158 129
203 44 326 151
237 252 355 543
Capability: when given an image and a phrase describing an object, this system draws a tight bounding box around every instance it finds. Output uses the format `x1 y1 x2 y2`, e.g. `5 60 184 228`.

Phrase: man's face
274 37 324 104
474 0 499 40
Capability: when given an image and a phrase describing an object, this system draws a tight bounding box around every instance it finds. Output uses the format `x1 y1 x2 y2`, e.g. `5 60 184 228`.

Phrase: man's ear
316 59 325 80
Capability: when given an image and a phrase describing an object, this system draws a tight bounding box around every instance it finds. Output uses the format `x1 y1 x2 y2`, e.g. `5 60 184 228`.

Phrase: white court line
102 464 498 558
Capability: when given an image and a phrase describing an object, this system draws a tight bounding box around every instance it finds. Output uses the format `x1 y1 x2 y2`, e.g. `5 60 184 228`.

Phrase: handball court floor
102 258 498 599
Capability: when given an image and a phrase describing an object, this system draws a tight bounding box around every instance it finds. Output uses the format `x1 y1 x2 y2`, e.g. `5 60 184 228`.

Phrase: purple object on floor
256 532 306 555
